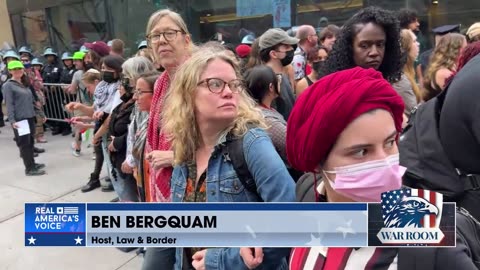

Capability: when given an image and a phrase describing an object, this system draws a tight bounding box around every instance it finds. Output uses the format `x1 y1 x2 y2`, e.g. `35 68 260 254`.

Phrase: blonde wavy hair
400 29 422 102
423 33 465 101
162 48 267 165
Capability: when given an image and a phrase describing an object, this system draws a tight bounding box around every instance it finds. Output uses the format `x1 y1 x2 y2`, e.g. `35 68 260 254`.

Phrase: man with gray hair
292 25 318 81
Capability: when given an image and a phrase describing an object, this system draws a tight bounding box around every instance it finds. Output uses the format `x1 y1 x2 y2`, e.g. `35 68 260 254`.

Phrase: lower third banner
25 196 455 248
86 203 367 247
25 203 86 246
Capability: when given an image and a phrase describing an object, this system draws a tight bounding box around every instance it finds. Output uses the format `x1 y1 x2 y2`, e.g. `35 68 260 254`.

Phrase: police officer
18 46 33 60
0 50 21 127
31 58 43 74
54 52 75 136
41 47 62 83
60 52 75 84
138 40 148 51
79 45 89 53
416 24 460 86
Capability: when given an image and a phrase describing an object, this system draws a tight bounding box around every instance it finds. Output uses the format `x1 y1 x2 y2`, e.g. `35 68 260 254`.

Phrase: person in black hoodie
107 72 138 202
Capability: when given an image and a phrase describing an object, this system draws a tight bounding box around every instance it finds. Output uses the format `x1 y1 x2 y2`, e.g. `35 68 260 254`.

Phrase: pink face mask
323 154 406 202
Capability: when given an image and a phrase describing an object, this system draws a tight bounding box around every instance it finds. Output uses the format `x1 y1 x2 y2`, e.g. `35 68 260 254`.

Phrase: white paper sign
16 119 30 136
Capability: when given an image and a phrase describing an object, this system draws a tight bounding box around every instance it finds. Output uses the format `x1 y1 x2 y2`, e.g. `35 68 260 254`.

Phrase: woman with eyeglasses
143 9 196 205
125 72 159 202
162 47 295 270
141 10 197 270
115 57 156 202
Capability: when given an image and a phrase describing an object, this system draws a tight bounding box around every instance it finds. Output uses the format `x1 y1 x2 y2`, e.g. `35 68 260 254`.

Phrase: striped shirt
291 182 398 270
290 247 398 270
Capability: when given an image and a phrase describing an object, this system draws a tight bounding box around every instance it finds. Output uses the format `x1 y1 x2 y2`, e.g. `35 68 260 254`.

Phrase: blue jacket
170 128 295 270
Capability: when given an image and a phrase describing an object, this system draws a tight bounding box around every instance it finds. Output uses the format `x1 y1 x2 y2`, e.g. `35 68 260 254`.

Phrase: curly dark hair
397 9 418 29
323 6 403 82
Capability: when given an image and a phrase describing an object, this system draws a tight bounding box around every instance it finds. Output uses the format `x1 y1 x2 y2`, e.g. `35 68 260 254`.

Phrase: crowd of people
1 5 480 270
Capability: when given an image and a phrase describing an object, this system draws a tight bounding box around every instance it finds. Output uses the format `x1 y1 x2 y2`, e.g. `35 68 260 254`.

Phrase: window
47 0 107 53
21 10 49 56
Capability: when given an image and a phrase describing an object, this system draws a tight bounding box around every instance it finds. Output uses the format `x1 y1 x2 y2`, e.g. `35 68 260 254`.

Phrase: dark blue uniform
42 63 63 83
60 66 76 84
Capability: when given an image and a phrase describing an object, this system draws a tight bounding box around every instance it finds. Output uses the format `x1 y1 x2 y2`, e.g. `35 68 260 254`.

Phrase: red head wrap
286 67 404 172
235 44 252 58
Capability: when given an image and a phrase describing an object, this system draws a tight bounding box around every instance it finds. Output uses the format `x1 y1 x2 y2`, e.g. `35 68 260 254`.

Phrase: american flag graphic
63 207 79 215
381 188 443 228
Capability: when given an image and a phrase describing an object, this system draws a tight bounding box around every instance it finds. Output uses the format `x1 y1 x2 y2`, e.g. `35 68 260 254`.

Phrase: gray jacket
392 74 418 117
1 79 36 123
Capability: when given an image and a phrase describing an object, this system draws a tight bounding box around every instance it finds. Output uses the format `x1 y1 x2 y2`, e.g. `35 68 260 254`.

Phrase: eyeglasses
197 78 244 94
133 89 153 96
146 29 184 43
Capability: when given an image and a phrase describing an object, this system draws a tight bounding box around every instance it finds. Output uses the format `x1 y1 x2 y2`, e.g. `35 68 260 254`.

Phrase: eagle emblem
384 196 438 228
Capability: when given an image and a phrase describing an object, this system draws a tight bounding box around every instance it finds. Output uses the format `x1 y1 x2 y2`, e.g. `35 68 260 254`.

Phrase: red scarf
145 72 172 202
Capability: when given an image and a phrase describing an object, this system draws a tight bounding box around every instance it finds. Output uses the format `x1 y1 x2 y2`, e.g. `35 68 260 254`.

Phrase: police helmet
241 34 255 45
31 58 44 67
61 52 73 60
80 45 89 53
43 47 58 57
18 46 32 55
138 40 148 50
3 50 20 61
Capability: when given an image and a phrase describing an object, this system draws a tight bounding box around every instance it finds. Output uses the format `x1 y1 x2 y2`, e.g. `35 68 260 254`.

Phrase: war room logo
377 188 445 245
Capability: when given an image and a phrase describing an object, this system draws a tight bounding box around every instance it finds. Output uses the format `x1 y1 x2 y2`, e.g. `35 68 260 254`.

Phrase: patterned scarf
94 81 119 112
145 72 172 202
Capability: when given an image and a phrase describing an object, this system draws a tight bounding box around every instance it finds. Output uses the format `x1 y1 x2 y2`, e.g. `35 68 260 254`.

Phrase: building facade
6 0 480 58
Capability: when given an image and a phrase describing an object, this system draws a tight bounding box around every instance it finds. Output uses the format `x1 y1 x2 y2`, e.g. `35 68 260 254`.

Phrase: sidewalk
0 126 143 270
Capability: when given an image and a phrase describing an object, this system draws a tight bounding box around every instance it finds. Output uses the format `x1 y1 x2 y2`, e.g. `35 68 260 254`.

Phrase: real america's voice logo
377 188 445 245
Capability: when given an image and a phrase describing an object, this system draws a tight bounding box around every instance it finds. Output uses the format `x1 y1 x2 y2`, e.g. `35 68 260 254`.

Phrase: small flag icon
63 207 79 215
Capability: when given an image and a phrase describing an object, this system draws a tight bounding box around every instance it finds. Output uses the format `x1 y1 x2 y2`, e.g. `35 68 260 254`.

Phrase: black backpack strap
225 133 263 201
457 169 480 191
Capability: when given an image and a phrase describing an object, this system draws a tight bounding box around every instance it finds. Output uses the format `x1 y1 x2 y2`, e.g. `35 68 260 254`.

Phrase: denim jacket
170 128 295 270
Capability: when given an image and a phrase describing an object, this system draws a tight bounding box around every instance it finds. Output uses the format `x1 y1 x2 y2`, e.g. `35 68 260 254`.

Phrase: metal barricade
43 83 76 122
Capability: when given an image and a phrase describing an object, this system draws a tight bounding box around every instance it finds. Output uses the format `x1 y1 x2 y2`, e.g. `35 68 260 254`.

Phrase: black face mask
312 61 325 75
102 71 116 83
120 92 133 103
280 50 295 66
84 63 94 70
